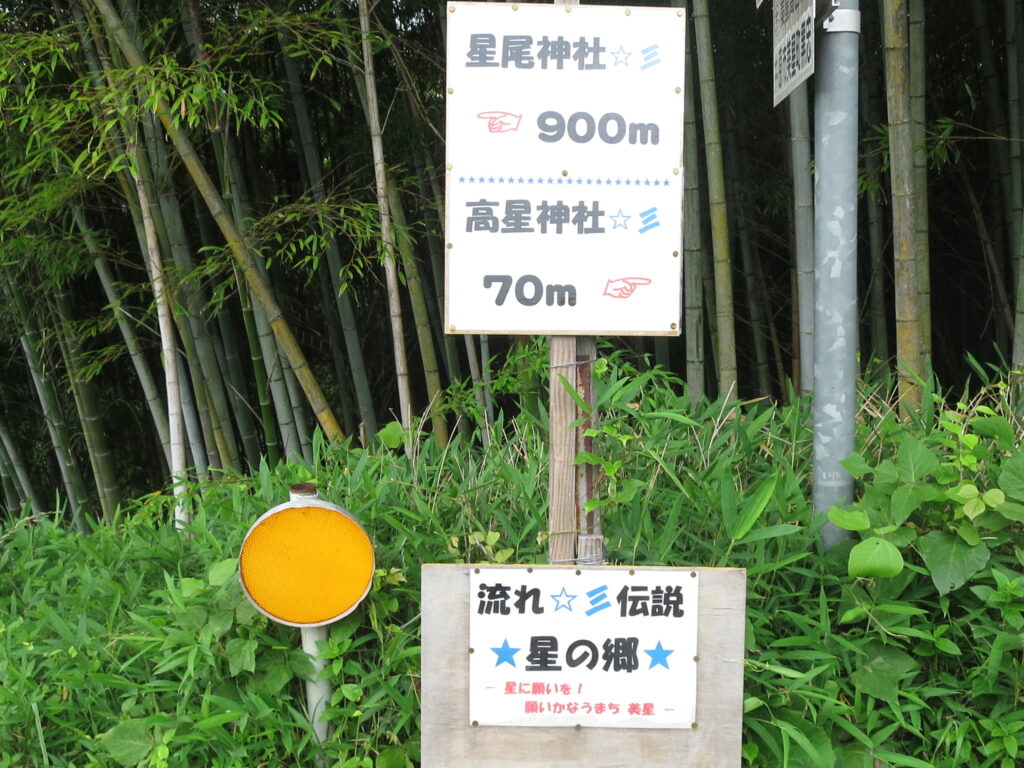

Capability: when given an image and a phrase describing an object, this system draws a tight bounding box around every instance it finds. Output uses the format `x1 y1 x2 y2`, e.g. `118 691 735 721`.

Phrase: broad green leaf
889 484 928 525
982 488 1006 508
226 637 258 677
208 558 237 587
875 459 900 488
97 719 153 766
256 660 293 696
828 506 871 531
377 420 405 449
180 577 205 598
896 435 939 483
204 611 234 640
339 683 363 701
947 483 980 502
375 747 409 768
850 641 919 702
996 501 1024 523
956 520 980 547
917 531 990 595
970 415 1016 451
963 497 986 520
840 452 873 479
879 525 917 548
848 537 904 579
999 453 1024 502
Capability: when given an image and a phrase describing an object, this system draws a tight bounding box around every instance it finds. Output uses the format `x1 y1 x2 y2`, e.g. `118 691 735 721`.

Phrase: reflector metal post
812 2 860 550
290 484 333 746
301 624 331 744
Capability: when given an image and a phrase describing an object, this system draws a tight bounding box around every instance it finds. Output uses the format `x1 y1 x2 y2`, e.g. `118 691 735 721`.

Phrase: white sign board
444 2 685 336
773 0 814 106
469 567 698 729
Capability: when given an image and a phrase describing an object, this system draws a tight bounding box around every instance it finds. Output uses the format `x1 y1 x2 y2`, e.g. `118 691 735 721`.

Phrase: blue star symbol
611 209 631 230
612 46 631 66
551 587 577 611
644 641 674 669
491 639 520 667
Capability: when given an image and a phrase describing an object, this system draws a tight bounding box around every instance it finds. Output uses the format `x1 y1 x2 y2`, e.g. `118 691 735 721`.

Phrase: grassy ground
1 360 1022 767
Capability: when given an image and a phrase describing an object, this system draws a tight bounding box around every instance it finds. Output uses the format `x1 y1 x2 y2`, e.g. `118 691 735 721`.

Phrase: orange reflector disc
239 503 374 627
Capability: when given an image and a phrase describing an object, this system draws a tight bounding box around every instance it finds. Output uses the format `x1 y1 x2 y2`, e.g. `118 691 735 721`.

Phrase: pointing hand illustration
476 111 523 133
604 277 652 299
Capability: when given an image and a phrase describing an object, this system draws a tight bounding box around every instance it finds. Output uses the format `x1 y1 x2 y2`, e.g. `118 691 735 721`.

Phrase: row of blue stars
458 175 674 188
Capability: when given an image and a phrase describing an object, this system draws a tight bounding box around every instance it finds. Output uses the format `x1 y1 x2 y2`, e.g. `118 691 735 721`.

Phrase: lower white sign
469 567 699 729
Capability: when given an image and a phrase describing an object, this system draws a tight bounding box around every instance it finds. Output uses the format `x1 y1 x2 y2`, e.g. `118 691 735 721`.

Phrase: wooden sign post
421 564 746 766
443 0 686 562
436 8 747 765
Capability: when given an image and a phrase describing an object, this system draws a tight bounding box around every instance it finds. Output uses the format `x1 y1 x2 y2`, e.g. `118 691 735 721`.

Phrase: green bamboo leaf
872 752 939 768
739 523 802 543
196 710 247 730
555 373 592 414
730 473 778 542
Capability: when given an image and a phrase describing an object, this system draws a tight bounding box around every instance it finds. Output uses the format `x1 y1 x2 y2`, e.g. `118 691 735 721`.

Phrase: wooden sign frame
421 564 746 767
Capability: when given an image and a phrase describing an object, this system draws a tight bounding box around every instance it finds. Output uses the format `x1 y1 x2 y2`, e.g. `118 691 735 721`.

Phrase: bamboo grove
0 0 1021 526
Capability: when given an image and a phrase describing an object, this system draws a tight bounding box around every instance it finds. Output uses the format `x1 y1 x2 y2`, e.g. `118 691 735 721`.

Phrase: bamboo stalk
90 0 343 441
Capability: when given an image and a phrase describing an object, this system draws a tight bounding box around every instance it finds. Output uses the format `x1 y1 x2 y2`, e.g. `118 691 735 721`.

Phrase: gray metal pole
813 1 860 549
290 484 333 749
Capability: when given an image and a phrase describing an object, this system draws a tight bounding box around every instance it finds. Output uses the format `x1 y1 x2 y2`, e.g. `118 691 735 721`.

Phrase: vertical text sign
469 567 699 728
445 3 686 336
772 0 814 106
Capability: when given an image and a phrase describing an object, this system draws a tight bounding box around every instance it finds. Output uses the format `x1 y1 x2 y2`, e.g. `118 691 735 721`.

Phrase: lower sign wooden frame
421 564 746 768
